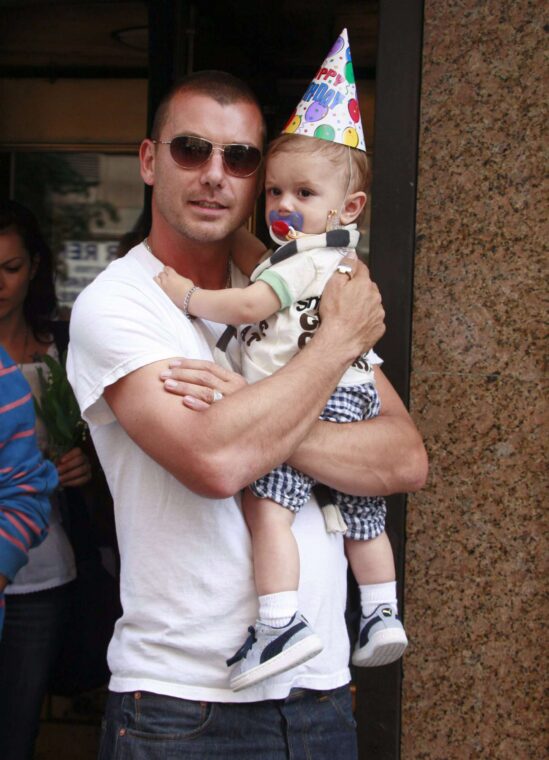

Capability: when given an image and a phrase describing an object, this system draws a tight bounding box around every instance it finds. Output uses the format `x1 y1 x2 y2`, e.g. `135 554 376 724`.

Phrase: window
12 151 143 307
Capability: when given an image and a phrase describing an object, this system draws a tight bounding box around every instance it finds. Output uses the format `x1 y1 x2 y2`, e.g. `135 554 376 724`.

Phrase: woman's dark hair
0 200 57 340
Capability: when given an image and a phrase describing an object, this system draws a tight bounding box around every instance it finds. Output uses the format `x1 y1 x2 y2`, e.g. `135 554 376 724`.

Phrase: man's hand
319 257 385 358
159 358 247 410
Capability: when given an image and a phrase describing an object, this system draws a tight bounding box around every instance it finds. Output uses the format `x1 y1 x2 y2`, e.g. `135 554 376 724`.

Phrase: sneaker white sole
352 628 408 667
230 635 323 692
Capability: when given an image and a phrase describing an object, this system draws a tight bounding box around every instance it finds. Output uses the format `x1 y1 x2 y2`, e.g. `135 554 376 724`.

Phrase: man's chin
177 218 240 244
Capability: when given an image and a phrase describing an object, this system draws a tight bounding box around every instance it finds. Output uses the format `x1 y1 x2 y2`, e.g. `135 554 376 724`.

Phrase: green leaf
31 351 88 455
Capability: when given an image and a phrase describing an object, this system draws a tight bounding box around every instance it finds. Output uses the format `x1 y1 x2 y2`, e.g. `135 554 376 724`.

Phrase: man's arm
288 366 428 497
159 363 427 496
104 258 385 499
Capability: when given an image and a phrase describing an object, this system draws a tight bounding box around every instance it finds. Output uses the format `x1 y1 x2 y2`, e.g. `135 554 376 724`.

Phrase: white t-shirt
67 242 351 703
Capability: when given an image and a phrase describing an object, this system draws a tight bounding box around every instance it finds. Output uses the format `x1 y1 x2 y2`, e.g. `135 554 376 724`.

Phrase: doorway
0 2 424 757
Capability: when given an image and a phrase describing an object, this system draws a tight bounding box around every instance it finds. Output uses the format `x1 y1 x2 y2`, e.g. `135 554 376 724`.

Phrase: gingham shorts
250 384 387 541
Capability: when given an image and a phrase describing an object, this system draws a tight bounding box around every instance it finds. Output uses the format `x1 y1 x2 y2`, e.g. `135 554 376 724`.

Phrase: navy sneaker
227 612 323 691
352 605 408 667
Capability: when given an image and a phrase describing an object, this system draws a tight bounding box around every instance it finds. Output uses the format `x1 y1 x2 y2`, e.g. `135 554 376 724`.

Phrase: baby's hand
154 266 195 309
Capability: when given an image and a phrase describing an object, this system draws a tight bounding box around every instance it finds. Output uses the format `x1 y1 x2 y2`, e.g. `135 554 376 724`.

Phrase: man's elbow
184 450 245 500
398 442 429 493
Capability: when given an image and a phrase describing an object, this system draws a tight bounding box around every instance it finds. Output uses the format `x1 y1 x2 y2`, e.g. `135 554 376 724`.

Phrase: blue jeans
0 583 73 760
99 686 358 759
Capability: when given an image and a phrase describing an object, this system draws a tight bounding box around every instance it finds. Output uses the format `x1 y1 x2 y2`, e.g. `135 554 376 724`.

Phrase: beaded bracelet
183 285 200 320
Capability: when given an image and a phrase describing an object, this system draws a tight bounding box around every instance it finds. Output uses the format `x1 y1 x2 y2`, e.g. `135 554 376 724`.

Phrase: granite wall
402 1 547 757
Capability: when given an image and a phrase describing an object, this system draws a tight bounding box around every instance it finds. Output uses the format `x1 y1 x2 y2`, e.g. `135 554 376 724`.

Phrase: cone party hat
282 28 366 152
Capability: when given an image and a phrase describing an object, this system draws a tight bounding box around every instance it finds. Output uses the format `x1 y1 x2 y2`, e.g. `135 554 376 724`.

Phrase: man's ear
140 139 156 187
340 191 367 225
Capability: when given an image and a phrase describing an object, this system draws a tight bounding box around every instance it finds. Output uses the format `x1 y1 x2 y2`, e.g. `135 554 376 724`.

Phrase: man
68 71 427 759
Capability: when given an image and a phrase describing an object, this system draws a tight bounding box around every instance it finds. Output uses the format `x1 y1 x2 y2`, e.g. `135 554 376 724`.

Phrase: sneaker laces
226 626 257 667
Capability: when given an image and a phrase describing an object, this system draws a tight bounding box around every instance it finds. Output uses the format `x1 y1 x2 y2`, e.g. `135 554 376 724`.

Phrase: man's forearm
290 415 427 496
288 368 428 497
205 323 364 493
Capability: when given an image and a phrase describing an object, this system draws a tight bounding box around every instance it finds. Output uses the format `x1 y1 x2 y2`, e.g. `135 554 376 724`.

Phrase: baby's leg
227 487 322 691
242 488 298 597
346 531 408 667
345 530 395 585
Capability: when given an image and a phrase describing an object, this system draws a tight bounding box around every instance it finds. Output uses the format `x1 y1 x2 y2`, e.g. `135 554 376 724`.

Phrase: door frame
147 2 425 756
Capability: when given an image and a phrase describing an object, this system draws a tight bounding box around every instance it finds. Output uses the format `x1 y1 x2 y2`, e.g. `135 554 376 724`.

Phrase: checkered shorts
250 383 387 541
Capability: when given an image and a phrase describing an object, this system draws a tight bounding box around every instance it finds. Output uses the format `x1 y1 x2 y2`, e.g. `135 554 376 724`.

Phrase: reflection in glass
13 152 142 307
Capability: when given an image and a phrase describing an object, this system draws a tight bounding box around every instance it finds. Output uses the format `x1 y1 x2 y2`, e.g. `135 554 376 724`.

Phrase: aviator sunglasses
153 135 262 178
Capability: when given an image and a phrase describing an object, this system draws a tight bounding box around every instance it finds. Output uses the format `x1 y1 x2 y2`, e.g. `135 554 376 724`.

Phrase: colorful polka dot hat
282 28 366 152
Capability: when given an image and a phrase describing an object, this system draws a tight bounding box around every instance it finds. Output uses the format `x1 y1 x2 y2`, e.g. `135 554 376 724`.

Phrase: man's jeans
99 686 358 759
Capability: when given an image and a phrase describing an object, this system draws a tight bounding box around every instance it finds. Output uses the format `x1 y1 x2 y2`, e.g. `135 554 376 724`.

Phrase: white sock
258 591 299 628
359 581 398 618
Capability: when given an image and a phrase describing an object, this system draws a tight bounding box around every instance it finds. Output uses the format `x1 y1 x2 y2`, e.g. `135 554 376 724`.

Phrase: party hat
282 28 366 152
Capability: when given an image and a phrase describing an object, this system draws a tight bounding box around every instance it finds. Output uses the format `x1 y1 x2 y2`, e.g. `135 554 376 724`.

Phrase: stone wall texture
402 1 547 757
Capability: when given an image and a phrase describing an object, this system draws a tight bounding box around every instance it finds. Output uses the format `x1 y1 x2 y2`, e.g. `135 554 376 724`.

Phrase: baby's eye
267 187 281 197
298 188 313 198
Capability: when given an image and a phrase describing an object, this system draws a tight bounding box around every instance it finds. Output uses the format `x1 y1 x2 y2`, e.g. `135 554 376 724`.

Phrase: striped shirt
0 346 57 584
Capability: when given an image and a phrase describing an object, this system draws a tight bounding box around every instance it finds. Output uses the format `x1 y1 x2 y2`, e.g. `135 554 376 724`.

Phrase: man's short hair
267 133 371 196
151 70 266 145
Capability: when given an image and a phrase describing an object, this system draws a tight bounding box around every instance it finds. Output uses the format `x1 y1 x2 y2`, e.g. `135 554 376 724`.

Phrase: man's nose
199 148 226 186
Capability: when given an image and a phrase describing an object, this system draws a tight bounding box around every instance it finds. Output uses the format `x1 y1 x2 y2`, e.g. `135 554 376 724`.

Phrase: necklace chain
144 237 232 289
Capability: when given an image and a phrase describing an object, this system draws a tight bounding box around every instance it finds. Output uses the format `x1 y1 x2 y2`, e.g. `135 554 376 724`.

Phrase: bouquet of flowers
33 351 87 460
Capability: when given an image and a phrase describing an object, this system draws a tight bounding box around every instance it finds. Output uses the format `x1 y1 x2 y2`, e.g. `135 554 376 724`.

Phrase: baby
155 129 409 690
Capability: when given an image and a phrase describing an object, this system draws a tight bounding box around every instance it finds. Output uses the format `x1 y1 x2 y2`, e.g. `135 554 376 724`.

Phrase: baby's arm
188 280 281 324
155 266 281 325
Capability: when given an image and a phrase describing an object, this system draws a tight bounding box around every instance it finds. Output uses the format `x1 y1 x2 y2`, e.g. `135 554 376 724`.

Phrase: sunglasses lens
170 136 212 168
224 145 262 177
167 136 261 177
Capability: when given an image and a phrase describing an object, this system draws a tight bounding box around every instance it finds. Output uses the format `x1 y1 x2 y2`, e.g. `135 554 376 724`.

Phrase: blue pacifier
268 210 304 234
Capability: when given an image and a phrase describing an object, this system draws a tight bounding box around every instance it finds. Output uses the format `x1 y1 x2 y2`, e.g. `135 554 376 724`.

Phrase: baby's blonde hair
266 133 371 197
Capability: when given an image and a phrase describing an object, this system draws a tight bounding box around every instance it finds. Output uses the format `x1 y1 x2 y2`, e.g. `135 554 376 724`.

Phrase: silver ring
212 390 223 402
336 264 353 280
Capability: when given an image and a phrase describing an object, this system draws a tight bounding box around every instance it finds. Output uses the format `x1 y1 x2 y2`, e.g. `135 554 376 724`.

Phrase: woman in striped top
0 201 93 760
0 346 58 634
